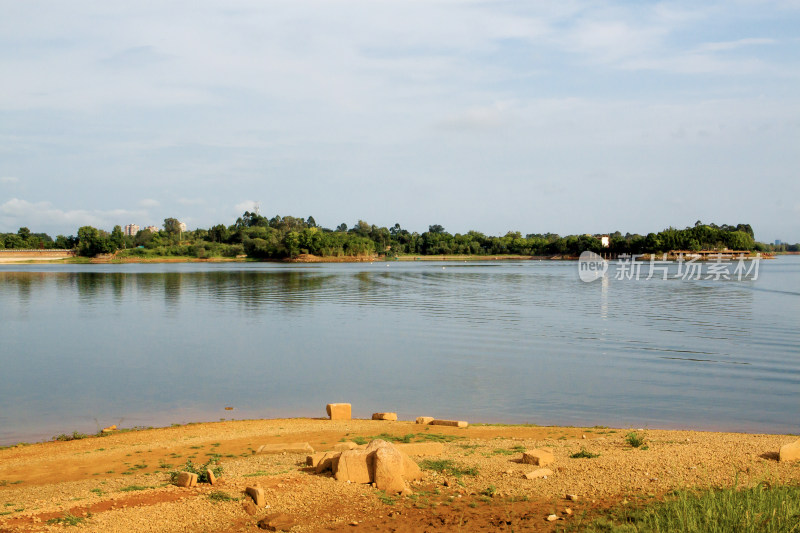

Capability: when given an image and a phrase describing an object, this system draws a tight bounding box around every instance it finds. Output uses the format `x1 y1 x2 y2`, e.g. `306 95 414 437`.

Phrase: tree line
1 215 796 259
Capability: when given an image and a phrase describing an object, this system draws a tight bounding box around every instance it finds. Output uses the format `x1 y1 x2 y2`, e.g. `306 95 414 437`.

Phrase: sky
1 1 799 242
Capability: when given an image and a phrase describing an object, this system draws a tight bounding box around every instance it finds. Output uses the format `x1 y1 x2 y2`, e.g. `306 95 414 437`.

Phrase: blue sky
1 1 798 242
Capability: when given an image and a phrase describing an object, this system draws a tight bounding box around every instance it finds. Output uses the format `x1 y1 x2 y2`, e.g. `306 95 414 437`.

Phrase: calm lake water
1 257 799 444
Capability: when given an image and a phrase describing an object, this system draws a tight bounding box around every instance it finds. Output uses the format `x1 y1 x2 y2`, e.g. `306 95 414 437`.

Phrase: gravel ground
1 418 798 532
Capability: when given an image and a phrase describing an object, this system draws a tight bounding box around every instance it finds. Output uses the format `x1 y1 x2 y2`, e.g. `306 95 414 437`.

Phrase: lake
1 257 798 444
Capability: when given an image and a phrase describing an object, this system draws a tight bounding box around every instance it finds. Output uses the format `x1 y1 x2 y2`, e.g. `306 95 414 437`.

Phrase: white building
123 224 139 236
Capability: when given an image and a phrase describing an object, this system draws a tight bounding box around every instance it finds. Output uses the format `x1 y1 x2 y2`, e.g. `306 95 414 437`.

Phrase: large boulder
326 403 352 420
415 416 434 425
372 412 398 421
173 472 197 488
335 449 374 484
779 439 800 462
332 439 421 494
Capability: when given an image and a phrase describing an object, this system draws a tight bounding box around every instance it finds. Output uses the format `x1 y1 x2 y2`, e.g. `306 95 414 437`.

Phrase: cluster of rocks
325 403 469 428
308 439 422 494
173 468 218 488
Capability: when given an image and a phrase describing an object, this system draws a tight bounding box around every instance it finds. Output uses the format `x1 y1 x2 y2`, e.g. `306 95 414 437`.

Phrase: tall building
123 224 139 236
179 222 187 232
144 225 159 233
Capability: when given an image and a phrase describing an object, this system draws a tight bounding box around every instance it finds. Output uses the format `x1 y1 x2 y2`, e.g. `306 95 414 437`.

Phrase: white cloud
234 200 258 215
139 198 160 208
0 176 20 184
177 197 204 206
698 38 776 53
0 198 146 234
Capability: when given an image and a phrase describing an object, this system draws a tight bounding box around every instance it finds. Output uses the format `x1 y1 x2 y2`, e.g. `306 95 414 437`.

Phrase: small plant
414 433 464 443
419 459 479 478
570 448 600 459
53 431 89 442
626 431 646 448
46 513 88 526
377 491 396 505
351 436 369 445
492 445 526 455
208 491 238 502
481 485 497 497
169 457 223 484
90 488 104 496
120 485 151 492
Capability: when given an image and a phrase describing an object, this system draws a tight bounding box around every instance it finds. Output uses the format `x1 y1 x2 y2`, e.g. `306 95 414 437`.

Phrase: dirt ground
1 418 798 532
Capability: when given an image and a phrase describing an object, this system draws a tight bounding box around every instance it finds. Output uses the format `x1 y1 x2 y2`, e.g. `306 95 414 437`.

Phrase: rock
315 452 342 474
173 472 197 488
524 468 553 480
333 441 359 452
372 412 398 421
430 419 468 428
257 512 296 531
547 514 558 522
582 434 586 439
326 403 352 420
242 500 259 516
396 442 444 456
566 494 579 501
372 445 408 494
564 508 573 516
206 469 216 485
256 442 315 454
779 439 800 462
335 449 374 484
306 453 325 467
522 449 555 466
416 416 434 425
101 425 117 433
246 486 266 507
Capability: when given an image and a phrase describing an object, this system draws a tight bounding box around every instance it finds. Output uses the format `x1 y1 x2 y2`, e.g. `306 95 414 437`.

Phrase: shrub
626 431 646 448
169 457 223 484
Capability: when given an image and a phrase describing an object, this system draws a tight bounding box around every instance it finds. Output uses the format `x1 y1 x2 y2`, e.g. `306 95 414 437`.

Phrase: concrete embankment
0 250 75 262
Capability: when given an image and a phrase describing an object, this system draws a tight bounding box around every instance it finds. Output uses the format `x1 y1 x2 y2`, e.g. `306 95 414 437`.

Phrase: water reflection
0 260 799 443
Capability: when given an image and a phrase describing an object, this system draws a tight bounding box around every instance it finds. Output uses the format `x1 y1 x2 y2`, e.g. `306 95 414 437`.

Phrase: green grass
169 457 223 483
46 513 89 526
419 459 479 478
377 491 397 505
580 483 800 533
626 431 646 448
480 485 497 497
208 491 238 502
570 448 601 459
53 431 89 442
414 433 464 443
351 432 464 446
119 485 151 492
492 445 526 456
90 488 104 496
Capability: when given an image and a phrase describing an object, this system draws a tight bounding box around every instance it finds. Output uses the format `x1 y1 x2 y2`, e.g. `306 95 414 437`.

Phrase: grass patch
169 457 223 484
119 485 151 492
377 491 397 505
90 488 104 496
582 483 800 533
53 431 89 442
46 513 88 526
419 459 478 478
208 491 238 502
570 448 600 459
492 445 526 456
480 485 496 497
414 433 464 443
626 431 646 448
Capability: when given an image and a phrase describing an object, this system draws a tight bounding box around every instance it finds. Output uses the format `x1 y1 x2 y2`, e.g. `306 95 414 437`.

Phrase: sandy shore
1 417 798 532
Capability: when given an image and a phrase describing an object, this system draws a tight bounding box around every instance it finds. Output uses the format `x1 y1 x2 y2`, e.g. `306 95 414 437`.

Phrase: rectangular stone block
174 471 197 488
431 419 468 428
372 412 398 421
415 416 434 425
245 486 266 507
256 442 315 454
326 403 352 420
522 449 555 466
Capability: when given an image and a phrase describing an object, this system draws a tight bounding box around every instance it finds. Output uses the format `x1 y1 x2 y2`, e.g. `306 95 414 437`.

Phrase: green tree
110 225 125 250
163 218 182 235
77 226 112 257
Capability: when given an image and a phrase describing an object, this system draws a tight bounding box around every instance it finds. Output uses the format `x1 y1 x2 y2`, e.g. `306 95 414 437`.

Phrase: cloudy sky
1 1 798 241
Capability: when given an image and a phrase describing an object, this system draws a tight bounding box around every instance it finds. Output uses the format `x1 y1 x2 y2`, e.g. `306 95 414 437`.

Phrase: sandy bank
1 417 798 532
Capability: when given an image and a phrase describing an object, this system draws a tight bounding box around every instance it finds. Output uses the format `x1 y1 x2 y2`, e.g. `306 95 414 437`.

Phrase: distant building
600 235 610 248
144 225 159 233
123 224 139 237
179 222 187 232
775 239 783 246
